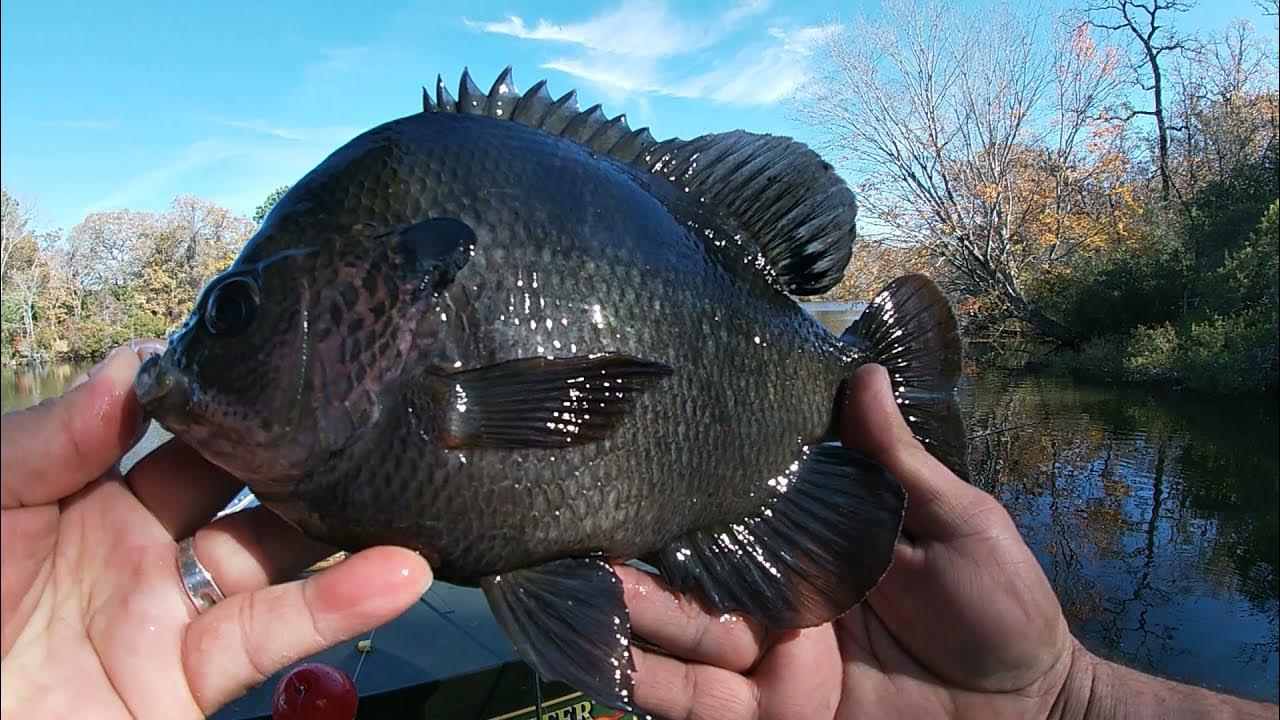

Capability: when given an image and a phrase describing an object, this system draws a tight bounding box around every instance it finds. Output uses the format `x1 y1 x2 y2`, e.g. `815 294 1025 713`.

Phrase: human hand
0 343 433 718
620 363 1077 719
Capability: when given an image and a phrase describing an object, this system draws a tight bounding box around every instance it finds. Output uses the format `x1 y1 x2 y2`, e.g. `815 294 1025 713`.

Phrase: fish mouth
132 282 323 486
135 352 306 489
136 355 194 421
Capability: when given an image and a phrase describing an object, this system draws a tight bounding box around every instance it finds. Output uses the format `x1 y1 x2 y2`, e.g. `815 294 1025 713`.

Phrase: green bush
1177 309 1279 395
1052 309 1278 396
1204 201 1279 316
1185 145 1279 274
1046 194 1278 396
1048 333 1127 376
1124 323 1180 380
1032 224 1189 338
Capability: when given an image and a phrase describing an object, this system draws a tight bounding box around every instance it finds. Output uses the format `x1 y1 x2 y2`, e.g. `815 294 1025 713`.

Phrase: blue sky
1 0 1271 232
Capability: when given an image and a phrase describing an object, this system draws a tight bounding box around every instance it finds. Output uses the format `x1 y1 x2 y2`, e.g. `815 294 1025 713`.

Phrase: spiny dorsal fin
641 132 857 294
418 68 858 295
435 74 456 113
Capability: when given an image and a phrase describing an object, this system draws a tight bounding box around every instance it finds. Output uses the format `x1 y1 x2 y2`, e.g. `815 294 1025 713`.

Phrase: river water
3 311 1277 702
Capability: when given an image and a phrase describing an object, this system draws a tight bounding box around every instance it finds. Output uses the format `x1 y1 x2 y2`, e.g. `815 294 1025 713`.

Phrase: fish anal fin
651 444 904 628
482 557 635 710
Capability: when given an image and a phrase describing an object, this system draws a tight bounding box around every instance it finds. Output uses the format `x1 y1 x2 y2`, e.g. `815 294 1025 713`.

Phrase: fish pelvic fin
416 69 858 295
649 444 904 628
482 557 636 710
844 273 970 480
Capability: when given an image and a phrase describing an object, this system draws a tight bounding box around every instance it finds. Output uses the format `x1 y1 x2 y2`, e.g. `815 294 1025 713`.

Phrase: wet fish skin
233 112 857 581
135 68 968 710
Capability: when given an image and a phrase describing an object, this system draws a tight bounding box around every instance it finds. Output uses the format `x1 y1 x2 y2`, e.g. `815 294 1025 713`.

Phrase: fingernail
130 338 168 362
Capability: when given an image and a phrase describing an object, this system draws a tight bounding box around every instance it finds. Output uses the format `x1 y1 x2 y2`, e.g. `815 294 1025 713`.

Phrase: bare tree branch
1084 0 1194 202
796 0 1130 343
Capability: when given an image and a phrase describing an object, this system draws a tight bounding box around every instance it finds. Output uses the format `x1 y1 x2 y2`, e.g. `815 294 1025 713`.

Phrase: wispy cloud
82 139 241 214
466 1 833 107
81 120 361 219
667 25 840 105
219 119 362 143
465 0 754 59
37 119 120 131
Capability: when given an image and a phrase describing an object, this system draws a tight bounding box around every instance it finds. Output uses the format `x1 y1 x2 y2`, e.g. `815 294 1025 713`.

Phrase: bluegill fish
135 68 968 709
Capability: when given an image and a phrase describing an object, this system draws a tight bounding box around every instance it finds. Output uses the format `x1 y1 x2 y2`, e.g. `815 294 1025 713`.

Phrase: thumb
1 345 148 508
842 363 989 540
841 363 918 460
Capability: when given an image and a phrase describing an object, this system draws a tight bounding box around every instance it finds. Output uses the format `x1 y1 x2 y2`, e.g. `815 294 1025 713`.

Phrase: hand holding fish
5 69 1271 720
0 343 432 718
620 363 1277 720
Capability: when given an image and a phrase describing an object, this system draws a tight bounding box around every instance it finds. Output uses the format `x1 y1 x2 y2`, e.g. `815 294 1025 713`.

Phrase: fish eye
204 276 260 336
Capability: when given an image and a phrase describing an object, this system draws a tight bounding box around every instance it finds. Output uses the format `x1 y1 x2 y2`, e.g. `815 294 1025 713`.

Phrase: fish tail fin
842 274 970 480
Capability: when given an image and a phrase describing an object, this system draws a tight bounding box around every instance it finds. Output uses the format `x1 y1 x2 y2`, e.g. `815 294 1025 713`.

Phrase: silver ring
178 536 225 613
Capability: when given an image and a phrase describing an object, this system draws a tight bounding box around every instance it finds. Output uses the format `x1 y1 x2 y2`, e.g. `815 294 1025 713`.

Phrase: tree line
803 0 1278 394
1 192 253 361
0 182 291 364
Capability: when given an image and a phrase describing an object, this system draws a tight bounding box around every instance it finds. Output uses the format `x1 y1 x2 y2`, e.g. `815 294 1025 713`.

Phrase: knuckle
236 592 276 684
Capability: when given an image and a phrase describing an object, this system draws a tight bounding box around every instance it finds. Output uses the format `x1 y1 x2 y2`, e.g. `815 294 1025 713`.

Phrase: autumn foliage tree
0 194 253 361
798 0 1129 343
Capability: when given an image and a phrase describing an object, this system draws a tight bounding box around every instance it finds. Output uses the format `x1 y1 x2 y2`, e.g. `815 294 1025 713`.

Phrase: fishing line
967 421 1039 439
352 628 376 682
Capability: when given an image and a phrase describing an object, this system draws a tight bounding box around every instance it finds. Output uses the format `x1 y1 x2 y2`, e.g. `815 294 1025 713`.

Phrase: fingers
181 546 432 715
622 565 842 719
621 565 763 718
630 628 841 720
1 345 146 509
126 438 245 538
191 506 338 596
619 564 767 673
632 647 760 720
842 364 995 541
748 626 842 718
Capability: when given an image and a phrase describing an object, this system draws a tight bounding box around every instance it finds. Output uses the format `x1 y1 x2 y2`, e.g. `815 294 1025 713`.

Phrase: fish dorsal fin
420 68 857 295
640 132 857 294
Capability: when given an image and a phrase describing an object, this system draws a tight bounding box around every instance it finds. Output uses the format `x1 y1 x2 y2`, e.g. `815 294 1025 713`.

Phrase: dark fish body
137 69 968 709
263 113 852 581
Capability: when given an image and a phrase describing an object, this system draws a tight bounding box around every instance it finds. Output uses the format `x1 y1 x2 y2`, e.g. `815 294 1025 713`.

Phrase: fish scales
256 113 850 580
136 68 969 711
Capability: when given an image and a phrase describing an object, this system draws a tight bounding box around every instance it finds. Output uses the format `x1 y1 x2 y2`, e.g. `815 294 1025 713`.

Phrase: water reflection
1 361 94 413
962 366 1278 702
809 308 1278 702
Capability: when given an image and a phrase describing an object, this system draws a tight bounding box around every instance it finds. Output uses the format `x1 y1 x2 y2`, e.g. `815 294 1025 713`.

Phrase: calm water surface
3 313 1277 702
1 361 94 412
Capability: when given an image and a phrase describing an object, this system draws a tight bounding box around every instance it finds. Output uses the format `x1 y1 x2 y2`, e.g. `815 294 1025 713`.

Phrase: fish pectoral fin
649 444 904 629
442 354 672 448
843 274 970 481
481 557 635 710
